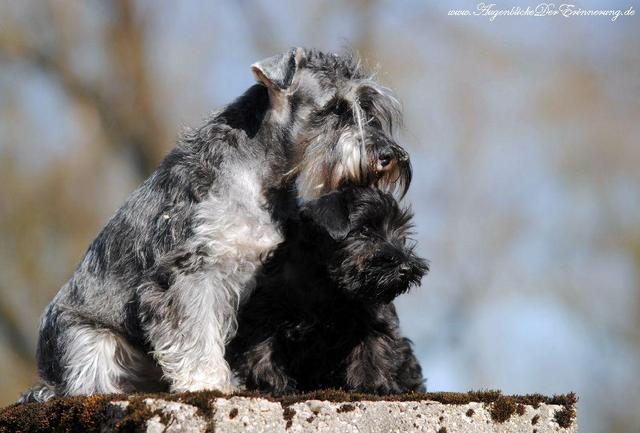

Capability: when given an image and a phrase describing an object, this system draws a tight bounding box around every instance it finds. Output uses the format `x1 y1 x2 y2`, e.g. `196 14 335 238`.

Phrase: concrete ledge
0 390 577 433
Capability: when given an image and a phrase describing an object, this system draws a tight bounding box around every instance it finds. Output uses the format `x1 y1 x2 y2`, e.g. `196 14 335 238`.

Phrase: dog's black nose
398 263 411 275
378 151 393 168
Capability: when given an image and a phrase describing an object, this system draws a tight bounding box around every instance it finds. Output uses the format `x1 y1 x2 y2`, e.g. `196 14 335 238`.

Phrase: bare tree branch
0 0 170 180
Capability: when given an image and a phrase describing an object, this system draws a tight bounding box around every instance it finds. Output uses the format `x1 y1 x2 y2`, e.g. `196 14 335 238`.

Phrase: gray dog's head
252 48 411 200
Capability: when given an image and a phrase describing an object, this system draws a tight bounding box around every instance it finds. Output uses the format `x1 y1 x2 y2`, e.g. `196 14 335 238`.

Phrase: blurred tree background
0 1 638 432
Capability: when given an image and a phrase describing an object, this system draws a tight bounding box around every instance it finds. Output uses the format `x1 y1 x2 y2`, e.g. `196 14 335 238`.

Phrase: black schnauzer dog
227 186 428 394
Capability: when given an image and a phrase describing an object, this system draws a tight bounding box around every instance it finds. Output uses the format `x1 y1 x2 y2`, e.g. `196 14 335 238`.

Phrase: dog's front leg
344 333 404 394
139 250 241 393
394 336 426 392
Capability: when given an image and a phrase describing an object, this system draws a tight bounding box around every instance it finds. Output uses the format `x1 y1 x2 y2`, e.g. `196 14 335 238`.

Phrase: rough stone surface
0 391 577 433
128 398 575 433
144 399 207 433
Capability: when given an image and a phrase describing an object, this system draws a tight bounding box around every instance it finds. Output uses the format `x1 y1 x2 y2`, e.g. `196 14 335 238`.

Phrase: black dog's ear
251 47 303 91
300 191 351 241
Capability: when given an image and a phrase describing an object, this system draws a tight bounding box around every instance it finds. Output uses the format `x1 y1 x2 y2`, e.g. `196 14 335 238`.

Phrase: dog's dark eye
368 116 383 130
360 225 371 237
332 99 350 116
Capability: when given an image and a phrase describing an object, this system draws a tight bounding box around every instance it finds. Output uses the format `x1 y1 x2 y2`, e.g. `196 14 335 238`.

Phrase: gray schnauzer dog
21 48 412 402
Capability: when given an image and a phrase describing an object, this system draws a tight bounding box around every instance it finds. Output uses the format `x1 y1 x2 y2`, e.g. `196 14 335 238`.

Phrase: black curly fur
227 186 428 394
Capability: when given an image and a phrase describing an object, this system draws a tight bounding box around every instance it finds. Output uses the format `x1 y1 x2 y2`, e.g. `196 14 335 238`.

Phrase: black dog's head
251 48 411 200
300 186 428 304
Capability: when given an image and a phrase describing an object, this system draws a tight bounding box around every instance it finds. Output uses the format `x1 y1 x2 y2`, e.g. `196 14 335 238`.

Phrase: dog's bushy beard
291 82 412 201
294 130 411 201
329 238 427 304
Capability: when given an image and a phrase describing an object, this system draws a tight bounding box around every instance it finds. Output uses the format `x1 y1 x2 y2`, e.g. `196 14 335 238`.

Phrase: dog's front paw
346 362 402 395
244 371 295 395
352 380 402 395
172 380 238 394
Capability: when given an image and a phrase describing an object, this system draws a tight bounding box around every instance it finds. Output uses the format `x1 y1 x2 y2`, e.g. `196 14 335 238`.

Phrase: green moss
0 389 577 432
174 390 223 418
282 406 296 429
554 396 577 428
337 403 355 413
0 395 111 433
554 392 577 428
113 398 158 432
490 397 517 423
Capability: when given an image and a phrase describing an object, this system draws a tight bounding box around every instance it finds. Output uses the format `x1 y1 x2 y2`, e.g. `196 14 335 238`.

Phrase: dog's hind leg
60 325 122 395
58 323 161 396
18 381 57 403
34 306 132 398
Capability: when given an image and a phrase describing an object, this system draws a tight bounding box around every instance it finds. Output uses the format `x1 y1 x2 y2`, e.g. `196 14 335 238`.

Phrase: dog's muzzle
366 130 412 197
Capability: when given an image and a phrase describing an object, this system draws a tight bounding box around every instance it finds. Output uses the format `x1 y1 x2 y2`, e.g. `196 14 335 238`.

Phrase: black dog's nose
398 263 411 275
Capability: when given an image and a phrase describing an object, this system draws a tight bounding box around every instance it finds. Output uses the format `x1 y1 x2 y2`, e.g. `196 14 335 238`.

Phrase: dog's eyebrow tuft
320 96 351 117
356 84 402 135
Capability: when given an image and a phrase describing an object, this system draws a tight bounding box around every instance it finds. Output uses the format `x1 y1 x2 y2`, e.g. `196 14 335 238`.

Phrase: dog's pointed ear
251 47 303 91
300 191 351 241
